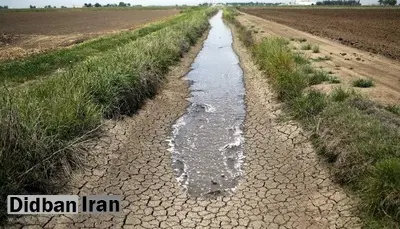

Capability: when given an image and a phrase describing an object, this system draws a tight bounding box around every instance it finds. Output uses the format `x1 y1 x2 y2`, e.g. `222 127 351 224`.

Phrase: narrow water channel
168 11 246 197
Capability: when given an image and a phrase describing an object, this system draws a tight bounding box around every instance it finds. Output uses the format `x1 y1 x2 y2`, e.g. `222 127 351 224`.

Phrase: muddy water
168 11 246 197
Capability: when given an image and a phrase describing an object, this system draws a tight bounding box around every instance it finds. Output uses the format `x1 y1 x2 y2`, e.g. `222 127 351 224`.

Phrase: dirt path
237 12 400 106
10 21 360 229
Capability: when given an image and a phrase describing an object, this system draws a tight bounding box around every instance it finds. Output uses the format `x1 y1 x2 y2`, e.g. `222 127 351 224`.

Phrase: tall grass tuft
353 78 374 88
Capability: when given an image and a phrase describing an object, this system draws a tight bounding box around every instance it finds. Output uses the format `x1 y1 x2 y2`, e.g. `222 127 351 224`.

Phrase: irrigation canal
169 11 246 197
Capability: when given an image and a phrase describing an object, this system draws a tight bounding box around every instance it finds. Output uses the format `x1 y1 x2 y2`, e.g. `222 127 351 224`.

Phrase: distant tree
84 3 93 7
29 5 36 8
94 3 102 7
385 0 397 5
61 6 67 8
119 2 127 7
44 5 52 8
53 6 56 8
127 3 131 6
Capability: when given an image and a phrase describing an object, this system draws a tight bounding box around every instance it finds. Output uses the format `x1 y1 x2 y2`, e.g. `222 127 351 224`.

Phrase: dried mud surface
241 8 400 61
0 10 178 60
9 25 360 229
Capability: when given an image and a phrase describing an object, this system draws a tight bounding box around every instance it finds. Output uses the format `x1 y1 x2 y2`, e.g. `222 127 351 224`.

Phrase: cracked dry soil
9 23 361 229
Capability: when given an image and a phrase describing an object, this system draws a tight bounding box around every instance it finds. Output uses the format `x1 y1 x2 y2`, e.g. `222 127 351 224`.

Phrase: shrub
385 105 400 115
291 90 327 119
312 44 320 53
353 78 374 88
309 70 330 85
293 52 309 65
329 76 340 84
301 43 312 50
330 87 352 102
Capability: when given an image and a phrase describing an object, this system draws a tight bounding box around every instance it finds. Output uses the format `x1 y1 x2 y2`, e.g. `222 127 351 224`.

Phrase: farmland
2 5 400 229
240 8 400 60
0 9 179 60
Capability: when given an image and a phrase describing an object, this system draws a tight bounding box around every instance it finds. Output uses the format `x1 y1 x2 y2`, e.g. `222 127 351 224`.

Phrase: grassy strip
224 7 400 228
0 11 195 85
0 8 217 223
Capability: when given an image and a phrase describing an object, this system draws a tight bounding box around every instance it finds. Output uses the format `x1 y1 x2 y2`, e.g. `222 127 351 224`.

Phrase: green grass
312 44 320 53
385 105 400 115
353 78 374 88
328 76 341 84
312 55 332 62
0 11 199 85
295 38 307 43
293 52 309 65
227 9 400 228
0 7 217 224
301 43 312 50
309 70 330 85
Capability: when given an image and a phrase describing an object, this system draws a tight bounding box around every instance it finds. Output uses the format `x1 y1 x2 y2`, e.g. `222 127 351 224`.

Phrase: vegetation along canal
168 11 246 197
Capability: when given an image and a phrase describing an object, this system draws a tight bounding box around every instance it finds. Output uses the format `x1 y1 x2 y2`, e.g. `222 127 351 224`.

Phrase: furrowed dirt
241 8 400 61
0 9 179 60
236 11 400 106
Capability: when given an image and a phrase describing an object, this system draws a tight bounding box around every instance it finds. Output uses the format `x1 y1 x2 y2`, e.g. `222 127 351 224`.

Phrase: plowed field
0 9 179 59
241 8 400 60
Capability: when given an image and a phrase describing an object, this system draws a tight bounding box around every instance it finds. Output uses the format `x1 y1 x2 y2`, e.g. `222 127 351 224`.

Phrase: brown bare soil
236 12 400 106
0 9 179 60
241 8 400 61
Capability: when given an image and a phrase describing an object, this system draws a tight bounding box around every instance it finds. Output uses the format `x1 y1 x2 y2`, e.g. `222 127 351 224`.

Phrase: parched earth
9 23 361 228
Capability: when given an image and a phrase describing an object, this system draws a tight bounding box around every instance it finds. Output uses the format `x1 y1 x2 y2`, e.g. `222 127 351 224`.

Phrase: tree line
316 0 361 5
83 2 138 7
226 2 283 6
0 5 8 9
378 0 397 5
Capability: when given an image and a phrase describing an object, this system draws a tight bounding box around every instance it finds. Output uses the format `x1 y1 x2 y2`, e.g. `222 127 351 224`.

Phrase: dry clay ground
0 9 178 60
237 12 400 106
9 24 361 228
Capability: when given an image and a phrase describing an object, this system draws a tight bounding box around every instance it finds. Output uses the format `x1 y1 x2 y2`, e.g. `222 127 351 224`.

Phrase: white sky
0 0 378 8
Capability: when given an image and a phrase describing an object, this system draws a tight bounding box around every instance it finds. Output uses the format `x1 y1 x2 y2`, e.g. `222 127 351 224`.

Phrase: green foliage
385 105 400 115
312 55 332 62
312 44 320 53
353 78 374 88
309 70 330 85
330 87 352 102
301 43 312 50
379 0 397 5
291 90 327 119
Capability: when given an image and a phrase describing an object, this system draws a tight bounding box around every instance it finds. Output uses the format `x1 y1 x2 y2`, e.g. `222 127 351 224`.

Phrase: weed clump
313 55 332 62
301 43 312 50
353 78 374 88
312 44 320 53
309 70 330 85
